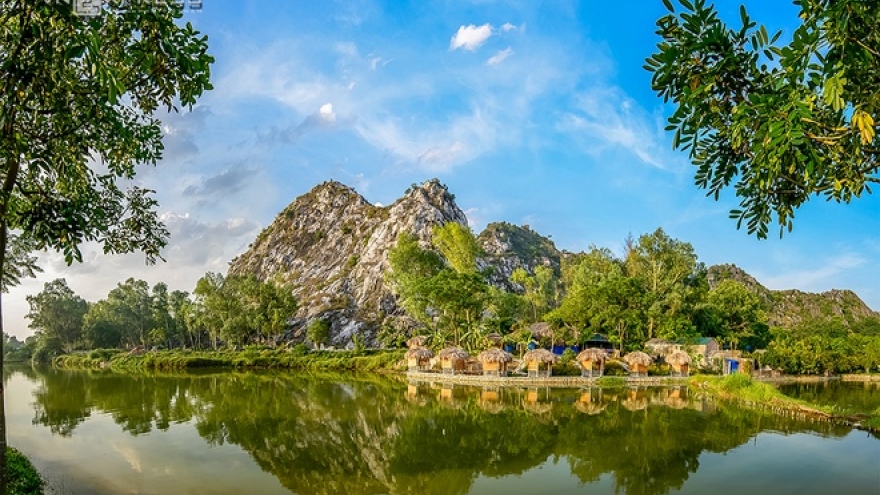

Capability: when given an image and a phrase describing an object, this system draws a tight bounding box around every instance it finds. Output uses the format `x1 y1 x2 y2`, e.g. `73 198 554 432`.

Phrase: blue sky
5 0 879 338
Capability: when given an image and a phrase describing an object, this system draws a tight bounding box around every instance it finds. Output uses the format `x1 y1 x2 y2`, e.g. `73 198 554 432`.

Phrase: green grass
54 348 407 372
595 376 626 387
8 447 44 495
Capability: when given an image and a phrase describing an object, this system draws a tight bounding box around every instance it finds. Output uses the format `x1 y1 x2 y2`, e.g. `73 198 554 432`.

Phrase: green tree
511 265 557 322
25 279 88 354
647 0 879 238
432 222 480 274
626 228 706 341
307 319 330 348
0 2 212 488
706 280 767 350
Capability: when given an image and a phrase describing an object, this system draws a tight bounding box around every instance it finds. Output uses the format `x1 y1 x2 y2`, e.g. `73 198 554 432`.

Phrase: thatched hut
437 347 469 374
406 335 428 349
405 346 434 371
666 350 691 377
522 348 558 377
623 351 653 377
477 348 513 376
577 348 607 378
484 332 504 348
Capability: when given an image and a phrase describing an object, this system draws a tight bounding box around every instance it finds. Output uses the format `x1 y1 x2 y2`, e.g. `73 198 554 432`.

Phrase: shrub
8 447 44 495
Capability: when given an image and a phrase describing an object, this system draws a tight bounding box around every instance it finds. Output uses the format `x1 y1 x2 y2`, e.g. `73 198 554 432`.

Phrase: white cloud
757 252 867 293
558 87 684 170
450 24 494 51
500 22 518 32
487 47 513 66
319 103 336 123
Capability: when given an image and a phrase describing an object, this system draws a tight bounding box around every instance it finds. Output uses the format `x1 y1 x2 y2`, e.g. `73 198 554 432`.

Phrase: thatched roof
666 350 691 366
529 322 552 339
623 351 653 366
437 347 469 360
485 332 503 345
523 348 558 364
577 348 607 363
477 347 513 363
406 335 428 348
405 346 434 360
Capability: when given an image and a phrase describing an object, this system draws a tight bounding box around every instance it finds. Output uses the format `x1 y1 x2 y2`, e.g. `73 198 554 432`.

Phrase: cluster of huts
403 332 752 378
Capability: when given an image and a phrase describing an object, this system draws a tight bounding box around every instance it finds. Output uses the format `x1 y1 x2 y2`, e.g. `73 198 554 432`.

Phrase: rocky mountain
707 263 878 328
477 222 561 291
229 180 558 346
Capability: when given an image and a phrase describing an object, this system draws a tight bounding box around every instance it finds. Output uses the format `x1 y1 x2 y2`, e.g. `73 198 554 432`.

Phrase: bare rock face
228 179 467 346
477 222 561 292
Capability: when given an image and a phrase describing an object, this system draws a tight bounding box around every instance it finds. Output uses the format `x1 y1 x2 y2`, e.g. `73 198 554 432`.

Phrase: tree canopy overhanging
0 2 213 492
646 0 879 238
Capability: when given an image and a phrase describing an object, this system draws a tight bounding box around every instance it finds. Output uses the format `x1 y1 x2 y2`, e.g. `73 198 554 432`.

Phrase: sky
5 0 879 339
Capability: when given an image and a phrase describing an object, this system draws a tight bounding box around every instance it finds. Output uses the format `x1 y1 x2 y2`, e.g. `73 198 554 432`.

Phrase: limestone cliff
477 222 561 292
228 179 469 345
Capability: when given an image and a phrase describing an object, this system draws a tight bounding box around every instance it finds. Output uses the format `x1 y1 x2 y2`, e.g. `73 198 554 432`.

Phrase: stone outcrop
228 179 468 346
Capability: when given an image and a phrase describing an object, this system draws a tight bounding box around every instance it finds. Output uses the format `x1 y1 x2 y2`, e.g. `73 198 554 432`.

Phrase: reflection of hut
575 388 606 415
522 349 558 377
664 387 688 409
485 332 504 348
623 351 653 377
478 387 505 413
622 388 648 411
477 348 513 376
437 347 469 374
666 350 691 377
406 335 429 348
523 388 553 415
405 346 434 371
437 384 463 408
577 348 606 378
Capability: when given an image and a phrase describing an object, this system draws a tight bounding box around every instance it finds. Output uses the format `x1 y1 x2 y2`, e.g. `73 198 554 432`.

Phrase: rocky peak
478 222 561 292
228 179 467 346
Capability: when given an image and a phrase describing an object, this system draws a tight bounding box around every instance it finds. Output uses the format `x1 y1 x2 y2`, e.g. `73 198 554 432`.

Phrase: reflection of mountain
24 367 854 495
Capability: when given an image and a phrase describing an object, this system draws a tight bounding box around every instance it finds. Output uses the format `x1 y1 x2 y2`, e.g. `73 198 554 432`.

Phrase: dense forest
10 224 880 375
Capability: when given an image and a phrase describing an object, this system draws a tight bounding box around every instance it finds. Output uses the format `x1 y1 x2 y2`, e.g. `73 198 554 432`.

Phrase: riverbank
406 371 687 388
8 447 45 495
53 347 405 372
689 374 880 433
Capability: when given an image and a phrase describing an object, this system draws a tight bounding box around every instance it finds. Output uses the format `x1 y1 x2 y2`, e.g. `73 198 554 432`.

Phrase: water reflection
11 366 877 495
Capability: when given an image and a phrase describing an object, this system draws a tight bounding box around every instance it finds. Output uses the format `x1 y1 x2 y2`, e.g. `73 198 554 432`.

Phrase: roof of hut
623 351 654 366
477 347 513 363
523 348 559 363
577 348 607 362
404 346 434 360
485 332 503 345
406 335 428 348
529 322 552 339
666 350 691 366
437 346 469 360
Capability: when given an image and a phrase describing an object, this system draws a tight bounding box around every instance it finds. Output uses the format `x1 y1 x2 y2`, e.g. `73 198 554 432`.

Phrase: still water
6 366 879 495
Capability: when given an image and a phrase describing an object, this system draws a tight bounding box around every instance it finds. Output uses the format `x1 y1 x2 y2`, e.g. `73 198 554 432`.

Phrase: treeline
15 273 296 361
12 224 880 375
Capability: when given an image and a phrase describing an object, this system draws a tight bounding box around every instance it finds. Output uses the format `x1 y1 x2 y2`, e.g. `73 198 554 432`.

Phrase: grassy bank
690 374 880 432
54 347 406 372
8 447 44 495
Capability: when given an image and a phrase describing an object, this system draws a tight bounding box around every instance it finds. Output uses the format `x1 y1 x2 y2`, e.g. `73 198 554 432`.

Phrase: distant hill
707 263 878 329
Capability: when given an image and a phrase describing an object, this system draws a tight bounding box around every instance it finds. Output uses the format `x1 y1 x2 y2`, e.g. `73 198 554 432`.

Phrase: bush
8 447 44 495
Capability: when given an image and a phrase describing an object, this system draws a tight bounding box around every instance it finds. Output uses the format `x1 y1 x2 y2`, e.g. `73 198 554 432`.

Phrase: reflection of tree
27 367 856 495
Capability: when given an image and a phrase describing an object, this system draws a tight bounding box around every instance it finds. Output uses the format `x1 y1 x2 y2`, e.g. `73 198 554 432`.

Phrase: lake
6 366 879 495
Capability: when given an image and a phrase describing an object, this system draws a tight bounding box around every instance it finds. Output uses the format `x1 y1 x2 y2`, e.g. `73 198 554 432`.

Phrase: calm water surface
6 366 879 495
